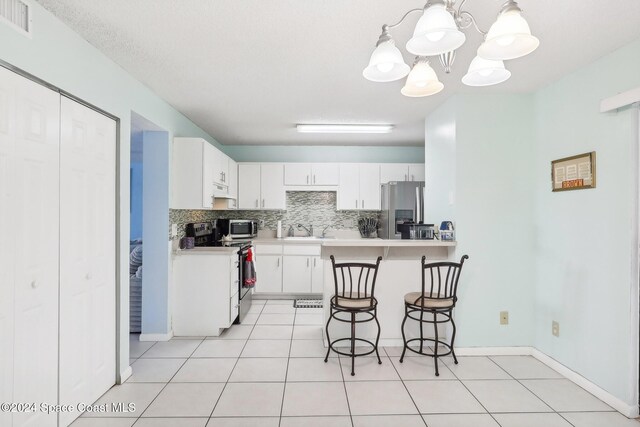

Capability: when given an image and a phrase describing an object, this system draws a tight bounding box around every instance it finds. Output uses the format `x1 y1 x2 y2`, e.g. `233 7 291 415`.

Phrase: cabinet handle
355 199 358 209
277 258 280 267
262 199 265 208
30 280 37 289
255 199 259 208
306 175 309 184
313 258 316 267
307 258 310 267
313 175 316 184
362 200 365 209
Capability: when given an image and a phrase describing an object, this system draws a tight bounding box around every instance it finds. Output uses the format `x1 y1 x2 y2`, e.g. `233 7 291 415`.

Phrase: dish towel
243 248 257 288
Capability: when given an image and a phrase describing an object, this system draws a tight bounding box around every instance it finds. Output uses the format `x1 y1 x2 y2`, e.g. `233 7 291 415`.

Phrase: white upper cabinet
238 163 286 210
172 137 233 209
408 164 425 181
228 158 238 204
238 163 261 209
312 163 339 185
284 163 310 185
337 163 380 210
380 163 425 184
359 163 381 210
284 163 339 186
261 163 286 209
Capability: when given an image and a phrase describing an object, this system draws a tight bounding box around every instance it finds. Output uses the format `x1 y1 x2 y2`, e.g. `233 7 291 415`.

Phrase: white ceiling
38 0 640 146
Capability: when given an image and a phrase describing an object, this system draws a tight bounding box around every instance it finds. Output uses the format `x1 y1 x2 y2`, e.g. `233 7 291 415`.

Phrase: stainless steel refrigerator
379 181 426 239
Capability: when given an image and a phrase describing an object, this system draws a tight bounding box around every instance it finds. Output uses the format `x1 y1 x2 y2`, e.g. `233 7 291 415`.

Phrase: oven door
235 245 254 324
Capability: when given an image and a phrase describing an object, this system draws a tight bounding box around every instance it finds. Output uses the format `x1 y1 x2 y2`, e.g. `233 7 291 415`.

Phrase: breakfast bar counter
320 239 457 347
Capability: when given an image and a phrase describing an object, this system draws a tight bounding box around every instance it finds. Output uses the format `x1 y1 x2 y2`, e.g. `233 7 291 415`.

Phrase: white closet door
0 66 16 427
59 97 116 426
2 67 61 427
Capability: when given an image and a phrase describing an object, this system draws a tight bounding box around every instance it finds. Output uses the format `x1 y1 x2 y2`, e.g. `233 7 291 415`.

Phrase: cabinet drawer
283 244 321 256
255 244 283 255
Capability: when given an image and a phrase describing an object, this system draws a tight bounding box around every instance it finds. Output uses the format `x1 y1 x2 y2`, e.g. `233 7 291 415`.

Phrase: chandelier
363 0 539 96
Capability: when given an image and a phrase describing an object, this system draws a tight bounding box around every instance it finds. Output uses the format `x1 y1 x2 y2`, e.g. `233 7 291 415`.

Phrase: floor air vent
294 299 323 309
0 0 31 36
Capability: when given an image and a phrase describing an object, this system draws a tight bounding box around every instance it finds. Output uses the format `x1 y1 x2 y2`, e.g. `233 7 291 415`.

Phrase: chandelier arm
458 11 487 35
386 8 424 29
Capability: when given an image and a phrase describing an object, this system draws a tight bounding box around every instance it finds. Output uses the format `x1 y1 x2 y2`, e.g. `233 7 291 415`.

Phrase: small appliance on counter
439 221 455 241
184 222 220 247
216 219 258 239
397 222 435 240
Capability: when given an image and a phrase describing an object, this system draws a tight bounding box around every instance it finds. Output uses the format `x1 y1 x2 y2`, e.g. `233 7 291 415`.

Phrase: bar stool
399 255 469 376
324 255 383 376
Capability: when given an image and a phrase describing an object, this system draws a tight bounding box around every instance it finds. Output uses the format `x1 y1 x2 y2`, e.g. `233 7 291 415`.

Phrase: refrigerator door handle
415 186 421 224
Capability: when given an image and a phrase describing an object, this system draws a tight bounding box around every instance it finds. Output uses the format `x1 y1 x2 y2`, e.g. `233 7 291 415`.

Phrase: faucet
297 223 313 237
321 225 331 238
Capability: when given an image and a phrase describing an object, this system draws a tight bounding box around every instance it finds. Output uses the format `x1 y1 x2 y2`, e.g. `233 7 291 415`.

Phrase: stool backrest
420 255 469 303
330 255 382 302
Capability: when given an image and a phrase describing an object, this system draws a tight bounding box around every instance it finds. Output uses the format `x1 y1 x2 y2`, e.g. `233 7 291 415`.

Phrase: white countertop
252 237 456 247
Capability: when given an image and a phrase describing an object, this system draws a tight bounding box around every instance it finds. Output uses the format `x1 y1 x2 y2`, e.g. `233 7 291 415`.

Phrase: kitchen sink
283 236 336 240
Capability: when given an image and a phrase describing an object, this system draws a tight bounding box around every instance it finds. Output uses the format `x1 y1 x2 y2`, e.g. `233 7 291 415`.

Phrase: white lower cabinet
283 256 312 293
311 256 324 293
254 255 283 293
173 251 238 336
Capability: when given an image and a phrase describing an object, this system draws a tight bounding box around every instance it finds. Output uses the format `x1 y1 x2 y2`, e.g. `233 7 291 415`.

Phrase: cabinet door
254 255 283 293
212 146 228 185
408 164 425 182
238 164 261 209
283 256 312 293
284 163 311 185
380 163 409 183
228 158 238 209
311 256 324 293
7 68 60 427
202 143 215 208
311 163 339 185
261 163 285 209
59 97 117 427
337 163 360 210
359 164 381 210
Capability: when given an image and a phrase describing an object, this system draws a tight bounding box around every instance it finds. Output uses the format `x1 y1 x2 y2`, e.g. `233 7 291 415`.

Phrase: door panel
359 164 381 210
380 164 409 184
10 67 60 427
284 163 310 185
254 255 283 293
202 142 215 208
283 256 311 293
337 164 359 210
60 97 116 427
238 164 261 209
260 163 285 209
0 68 15 427
311 164 339 186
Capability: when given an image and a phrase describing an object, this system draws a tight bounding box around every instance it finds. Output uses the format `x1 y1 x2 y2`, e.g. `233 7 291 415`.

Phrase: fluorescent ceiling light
296 124 394 134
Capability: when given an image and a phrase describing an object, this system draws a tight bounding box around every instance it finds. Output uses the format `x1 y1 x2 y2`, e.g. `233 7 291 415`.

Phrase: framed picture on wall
551 151 596 192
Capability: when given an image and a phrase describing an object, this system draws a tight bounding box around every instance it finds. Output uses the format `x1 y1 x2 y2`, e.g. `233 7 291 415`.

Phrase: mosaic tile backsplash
169 191 380 239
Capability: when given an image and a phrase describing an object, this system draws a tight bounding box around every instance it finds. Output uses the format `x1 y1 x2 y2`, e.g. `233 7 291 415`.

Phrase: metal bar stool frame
324 255 383 376
399 255 469 376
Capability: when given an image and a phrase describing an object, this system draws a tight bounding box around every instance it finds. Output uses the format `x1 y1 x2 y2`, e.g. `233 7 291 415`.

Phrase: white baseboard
530 348 639 418
456 346 534 356
119 366 132 384
139 331 173 341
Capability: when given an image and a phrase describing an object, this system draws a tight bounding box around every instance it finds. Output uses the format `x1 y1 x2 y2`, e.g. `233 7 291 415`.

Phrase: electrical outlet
552 321 560 337
171 223 178 238
500 311 509 325
259 219 265 228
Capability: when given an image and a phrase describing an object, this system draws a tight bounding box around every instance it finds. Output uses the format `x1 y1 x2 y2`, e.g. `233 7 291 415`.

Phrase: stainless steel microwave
216 219 258 239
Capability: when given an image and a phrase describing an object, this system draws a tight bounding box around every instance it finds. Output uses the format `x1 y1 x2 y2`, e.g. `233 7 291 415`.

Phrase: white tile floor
76 299 640 427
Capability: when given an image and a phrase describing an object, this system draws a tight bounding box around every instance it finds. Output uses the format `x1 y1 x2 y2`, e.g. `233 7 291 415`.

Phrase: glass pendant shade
363 40 410 82
401 59 444 97
406 3 466 56
477 9 539 60
462 56 511 86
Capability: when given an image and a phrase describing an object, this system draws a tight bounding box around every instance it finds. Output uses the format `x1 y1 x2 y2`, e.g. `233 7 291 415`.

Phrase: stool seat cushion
331 292 375 309
404 292 454 308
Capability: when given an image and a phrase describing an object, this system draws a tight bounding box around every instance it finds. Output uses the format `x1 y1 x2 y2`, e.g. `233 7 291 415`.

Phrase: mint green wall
425 37 640 407
224 145 424 163
426 94 536 348
533 38 640 406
